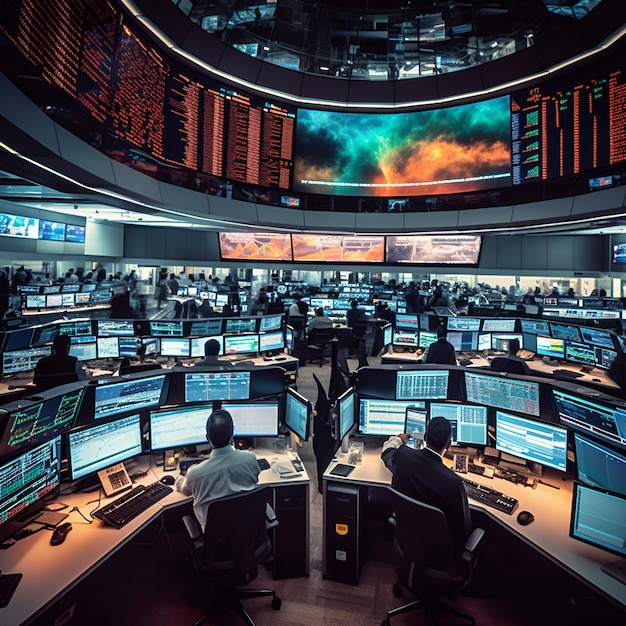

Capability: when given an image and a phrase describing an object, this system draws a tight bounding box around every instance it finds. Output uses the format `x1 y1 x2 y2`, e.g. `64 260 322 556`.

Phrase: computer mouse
50 522 72 545
516 510 534 526
160 475 176 485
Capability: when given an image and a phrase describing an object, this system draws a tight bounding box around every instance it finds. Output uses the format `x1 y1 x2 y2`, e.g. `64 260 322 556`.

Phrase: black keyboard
93 481 173 529
257 457 270 471
553 369 583 379
461 477 519 515
0 573 22 608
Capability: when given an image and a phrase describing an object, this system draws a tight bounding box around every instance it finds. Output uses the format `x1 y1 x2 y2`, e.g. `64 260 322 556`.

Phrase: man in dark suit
424 325 457 365
33 333 89 391
381 417 471 551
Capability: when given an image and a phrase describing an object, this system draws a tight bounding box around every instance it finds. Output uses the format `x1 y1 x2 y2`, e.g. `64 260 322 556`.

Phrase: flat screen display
149 404 213 451
294 97 511 197
481 319 516 333
337 387 357 441
284 388 311 441
188 318 223 337
447 331 478 352
65 224 86 243
429 402 488 446
259 314 283 332
4 328 33 351
465 371 540 416
94 375 167 419
219 232 292 261
185 371 251 403
149 320 183 336
160 337 191 358
0 212 38 238
396 369 449 400
386 235 482 265
223 334 259 355
224 318 258 334
579 327 614 349
259 330 285 353
97 337 120 359
26 294 46 309
221 402 279 437
495 411 568 471
190 336 224 358
292 234 384 262
447 317 481 331
549 323 581 342
2 346 51 374
393 329 418 347
68 414 143 480
574 433 626 497
38 220 65 241
359 398 416 436
97 319 135 337
520 319 550 335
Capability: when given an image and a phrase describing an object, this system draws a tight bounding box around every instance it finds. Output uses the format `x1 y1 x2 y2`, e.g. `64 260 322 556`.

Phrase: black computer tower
324 483 364 585
271 484 308 579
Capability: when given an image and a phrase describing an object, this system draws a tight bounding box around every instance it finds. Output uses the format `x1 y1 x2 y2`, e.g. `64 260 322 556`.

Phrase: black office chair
306 327 333 367
382 488 485 626
490 356 528 375
182 486 281 626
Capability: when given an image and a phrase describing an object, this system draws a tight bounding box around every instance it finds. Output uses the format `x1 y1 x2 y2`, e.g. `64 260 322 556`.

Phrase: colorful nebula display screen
386 235 482 265
219 233 292 260
292 234 384 262
293 97 511 197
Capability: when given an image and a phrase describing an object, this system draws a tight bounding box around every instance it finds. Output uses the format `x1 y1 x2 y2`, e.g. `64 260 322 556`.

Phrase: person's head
507 338 521 355
436 325 447 339
204 338 220 357
350 299 358 308
53 334 71 355
425 416 452 454
206 409 234 448
315 307 324 317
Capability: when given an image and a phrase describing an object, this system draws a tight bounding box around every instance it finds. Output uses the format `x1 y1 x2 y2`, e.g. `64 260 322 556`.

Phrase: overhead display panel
292 234 385 262
219 232 292 261
293 97 511 197
386 235 482 265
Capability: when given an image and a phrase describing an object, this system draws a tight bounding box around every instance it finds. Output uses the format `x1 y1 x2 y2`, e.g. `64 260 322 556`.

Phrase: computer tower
271 484 308 579
324 483 364 585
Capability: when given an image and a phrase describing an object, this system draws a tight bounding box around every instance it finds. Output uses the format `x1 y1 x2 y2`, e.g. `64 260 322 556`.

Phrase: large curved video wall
0 0 625 212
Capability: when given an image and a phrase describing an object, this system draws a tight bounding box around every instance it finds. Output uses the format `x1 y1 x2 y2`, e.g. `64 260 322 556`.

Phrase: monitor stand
601 557 626 585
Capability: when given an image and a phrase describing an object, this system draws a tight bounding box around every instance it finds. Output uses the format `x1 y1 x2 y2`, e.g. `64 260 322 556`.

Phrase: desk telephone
98 462 131 497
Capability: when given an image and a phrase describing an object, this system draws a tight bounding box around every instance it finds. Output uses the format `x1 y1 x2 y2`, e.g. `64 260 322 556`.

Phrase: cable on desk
72 491 103 524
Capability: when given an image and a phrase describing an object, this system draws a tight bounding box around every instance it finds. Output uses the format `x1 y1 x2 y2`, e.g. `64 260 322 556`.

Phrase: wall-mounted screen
386 236 482 265
495 411 568 471
0 212 38 238
465 371 540 416
219 233 292 261
292 234 384 262
294 97 510 197
38 220 65 241
65 225 86 243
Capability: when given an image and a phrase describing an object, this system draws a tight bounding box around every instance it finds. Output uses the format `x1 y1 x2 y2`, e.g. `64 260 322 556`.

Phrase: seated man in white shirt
175 409 260 531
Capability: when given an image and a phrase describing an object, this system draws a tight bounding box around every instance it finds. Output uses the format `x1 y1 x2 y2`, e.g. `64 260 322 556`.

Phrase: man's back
33 353 80 390
425 338 457 365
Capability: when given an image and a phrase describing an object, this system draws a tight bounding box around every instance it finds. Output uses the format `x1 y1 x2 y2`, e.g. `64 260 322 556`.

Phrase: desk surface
0 447 309 625
323 444 626 609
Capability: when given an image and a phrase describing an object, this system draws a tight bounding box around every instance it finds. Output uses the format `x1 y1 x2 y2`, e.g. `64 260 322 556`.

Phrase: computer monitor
491 333 523 352
549 322 581 342
447 317 481 331
42 284 61 294
565 341 596 366
418 331 438 348
67 414 143 480
393 329 418 347
465 371 540 416
520 319 550 335
0 387 84 456
149 320 183 336
0 436 62 542
579 327 615 350
96 337 120 359
59 319 93 336
570 483 626 560
160 337 191 358
477 332 492 351
359 398 415 436
259 314 283 332
285 326 294 351
119 337 140 358
447 331 478 352
259 330 285 354
495 411 568 471
404 404 427 448
552 389 626 448
94 375 167 419
536 335 565 359
69 341 97 361
3 327 33 351
2 346 51 375
187 318 223 337
381 323 393 349
481 319 516 332
215 293 229 307
61 283 81 293
224 318 258 334
284 388 312 441
335 387 357 441
62 293 75 307
46 294 63 308
190 336 224 358
395 314 419 331
595 347 617 370
74 292 92 305
185 371 251 403
220 402 279 437
31 324 59 347
429 402 488 446
97 319 135 337
223 333 259 356
395 369 449 400
574 433 626 497
149 404 213 451
25 294 46 309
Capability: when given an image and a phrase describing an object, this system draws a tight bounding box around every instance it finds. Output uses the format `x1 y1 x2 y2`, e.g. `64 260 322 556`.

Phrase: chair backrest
390 488 457 589
201 486 272 586
308 327 333 348
490 356 527 375
288 315 306 331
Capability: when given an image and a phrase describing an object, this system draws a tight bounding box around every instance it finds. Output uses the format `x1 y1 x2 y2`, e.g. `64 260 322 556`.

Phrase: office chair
306 327 333 367
383 488 485 626
182 486 281 626
489 356 528 375
33 371 79 392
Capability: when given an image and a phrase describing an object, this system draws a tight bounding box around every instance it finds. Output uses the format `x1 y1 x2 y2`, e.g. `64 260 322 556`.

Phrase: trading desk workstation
321 364 626 611
0 359 311 625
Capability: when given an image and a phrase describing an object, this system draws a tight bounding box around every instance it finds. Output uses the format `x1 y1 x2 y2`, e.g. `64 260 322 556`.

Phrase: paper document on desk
273 461 296 476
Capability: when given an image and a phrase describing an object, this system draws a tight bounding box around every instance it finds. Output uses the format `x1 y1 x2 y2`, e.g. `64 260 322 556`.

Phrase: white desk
0 447 309 625
322 445 626 609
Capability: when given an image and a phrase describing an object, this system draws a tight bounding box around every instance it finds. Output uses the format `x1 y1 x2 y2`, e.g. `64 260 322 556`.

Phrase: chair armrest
182 514 202 541
265 503 279 529
461 527 485 563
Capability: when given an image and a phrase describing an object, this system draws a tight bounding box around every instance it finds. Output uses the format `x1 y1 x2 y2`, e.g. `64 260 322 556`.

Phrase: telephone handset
98 462 132 497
